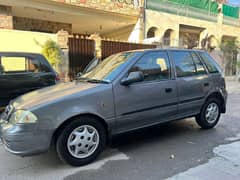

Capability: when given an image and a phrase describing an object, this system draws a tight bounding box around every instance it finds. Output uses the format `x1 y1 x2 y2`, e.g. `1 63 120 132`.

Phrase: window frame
190 52 208 75
126 51 173 85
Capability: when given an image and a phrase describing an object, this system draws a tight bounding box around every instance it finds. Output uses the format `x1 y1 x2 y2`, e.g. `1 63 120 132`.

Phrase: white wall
0 29 57 53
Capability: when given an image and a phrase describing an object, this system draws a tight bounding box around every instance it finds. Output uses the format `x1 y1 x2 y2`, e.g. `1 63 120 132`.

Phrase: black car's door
0 54 49 107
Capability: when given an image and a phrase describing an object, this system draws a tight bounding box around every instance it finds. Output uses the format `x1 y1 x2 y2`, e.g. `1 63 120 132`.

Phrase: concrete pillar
167 26 179 47
199 29 207 49
89 33 101 59
57 30 70 82
171 29 179 47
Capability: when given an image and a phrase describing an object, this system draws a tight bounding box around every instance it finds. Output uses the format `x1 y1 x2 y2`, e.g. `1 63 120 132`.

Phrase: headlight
9 110 38 124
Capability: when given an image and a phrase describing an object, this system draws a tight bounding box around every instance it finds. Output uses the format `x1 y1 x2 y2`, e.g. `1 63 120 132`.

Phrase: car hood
12 82 98 110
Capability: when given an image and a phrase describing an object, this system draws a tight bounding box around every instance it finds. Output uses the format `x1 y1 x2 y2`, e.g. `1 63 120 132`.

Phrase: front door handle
165 88 172 93
204 82 209 87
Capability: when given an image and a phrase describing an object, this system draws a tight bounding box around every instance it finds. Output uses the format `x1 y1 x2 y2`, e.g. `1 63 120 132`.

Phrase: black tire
196 98 221 129
56 116 107 166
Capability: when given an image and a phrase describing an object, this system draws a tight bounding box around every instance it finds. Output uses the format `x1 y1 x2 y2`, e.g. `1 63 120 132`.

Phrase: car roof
0 52 43 56
124 48 206 53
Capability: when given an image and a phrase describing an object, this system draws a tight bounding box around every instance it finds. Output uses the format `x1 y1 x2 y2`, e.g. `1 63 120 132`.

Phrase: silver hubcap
205 102 219 124
67 125 99 159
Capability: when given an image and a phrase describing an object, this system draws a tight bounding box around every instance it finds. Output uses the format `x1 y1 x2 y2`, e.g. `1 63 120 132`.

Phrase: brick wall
0 5 13 29
13 17 72 33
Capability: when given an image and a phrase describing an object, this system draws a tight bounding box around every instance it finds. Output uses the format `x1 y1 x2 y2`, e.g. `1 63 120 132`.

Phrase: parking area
0 80 240 180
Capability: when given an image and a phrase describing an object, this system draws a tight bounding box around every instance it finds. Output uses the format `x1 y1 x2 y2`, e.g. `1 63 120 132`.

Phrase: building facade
0 0 239 75
1 0 239 45
143 0 240 75
0 0 143 40
144 0 240 47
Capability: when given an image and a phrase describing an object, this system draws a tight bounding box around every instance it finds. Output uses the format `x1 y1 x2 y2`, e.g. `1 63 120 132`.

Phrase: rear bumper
0 123 52 157
0 107 4 114
222 89 228 113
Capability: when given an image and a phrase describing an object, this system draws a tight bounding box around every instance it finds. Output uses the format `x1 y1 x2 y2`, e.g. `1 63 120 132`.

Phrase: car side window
191 52 207 75
172 51 196 77
40 61 52 73
198 52 222 74
130 52 171 82
0 56 41 74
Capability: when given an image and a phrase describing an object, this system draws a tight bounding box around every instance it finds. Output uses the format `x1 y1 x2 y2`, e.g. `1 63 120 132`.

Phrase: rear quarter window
39 58 52 73
198 52 222 74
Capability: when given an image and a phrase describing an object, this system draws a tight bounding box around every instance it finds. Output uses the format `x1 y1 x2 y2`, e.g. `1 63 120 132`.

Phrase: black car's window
198 52 222 73
0 56 41 74
40 60 51 73
172 51 196 77
130 52 171 82
191 52 207 75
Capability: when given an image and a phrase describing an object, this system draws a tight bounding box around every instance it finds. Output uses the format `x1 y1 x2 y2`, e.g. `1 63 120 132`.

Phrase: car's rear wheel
196 98 221 129
56 116 107 166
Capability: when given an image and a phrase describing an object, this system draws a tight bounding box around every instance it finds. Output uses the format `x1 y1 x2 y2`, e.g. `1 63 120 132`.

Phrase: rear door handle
204 82 209 87
165 88 172 93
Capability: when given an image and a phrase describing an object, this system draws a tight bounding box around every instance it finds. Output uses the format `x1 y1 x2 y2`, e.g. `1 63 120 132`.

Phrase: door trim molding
121 102 178 116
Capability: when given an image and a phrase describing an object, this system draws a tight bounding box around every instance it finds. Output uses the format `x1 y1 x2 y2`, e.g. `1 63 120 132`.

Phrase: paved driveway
0 81 240 180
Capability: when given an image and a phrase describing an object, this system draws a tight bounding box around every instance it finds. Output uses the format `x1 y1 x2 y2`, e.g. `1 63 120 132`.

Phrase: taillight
55 73 60 82
223 78 226 89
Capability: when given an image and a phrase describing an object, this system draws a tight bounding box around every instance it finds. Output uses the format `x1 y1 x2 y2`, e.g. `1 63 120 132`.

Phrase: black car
0 52 58 108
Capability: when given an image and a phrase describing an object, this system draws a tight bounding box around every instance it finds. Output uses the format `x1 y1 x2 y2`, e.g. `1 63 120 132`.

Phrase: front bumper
0 122 52 157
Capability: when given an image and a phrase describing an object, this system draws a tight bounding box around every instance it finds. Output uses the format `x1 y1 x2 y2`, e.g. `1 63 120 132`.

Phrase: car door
0 54 43 106
197 51 224 89
170 51 209 118
113 51 178 134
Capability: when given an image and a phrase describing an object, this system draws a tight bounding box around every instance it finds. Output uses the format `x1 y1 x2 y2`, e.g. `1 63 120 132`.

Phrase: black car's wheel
56 116 107 166
196 98 221 129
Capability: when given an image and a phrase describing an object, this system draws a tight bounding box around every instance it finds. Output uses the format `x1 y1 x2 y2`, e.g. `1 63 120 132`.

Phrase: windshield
81 52 140 82
83 57 99 74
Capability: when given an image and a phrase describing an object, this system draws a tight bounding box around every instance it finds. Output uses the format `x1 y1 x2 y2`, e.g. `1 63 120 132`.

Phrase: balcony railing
223 16 240 27
147 0 218 23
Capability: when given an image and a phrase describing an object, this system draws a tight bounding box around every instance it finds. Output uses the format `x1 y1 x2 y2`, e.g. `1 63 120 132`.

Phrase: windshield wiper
76 77 109 84
86 79 110 84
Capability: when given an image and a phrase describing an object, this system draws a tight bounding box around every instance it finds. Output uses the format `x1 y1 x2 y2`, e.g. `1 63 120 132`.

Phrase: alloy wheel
67 125 100 159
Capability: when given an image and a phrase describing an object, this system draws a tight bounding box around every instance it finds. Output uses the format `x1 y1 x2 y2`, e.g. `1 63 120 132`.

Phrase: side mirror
75 72 83 79
121 71 144 86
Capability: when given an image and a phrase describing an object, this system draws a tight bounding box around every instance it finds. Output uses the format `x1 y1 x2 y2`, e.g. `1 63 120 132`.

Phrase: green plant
220 40 239 53
220 40 239 76
41 40 62 67
237 60 240 69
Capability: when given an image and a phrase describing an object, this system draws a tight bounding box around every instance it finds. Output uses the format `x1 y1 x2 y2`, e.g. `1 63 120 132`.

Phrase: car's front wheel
196 98 221 129
56 116 107 166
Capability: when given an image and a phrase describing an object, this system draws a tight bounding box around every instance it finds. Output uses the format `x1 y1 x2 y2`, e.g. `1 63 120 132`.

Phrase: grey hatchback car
0 49 227 166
